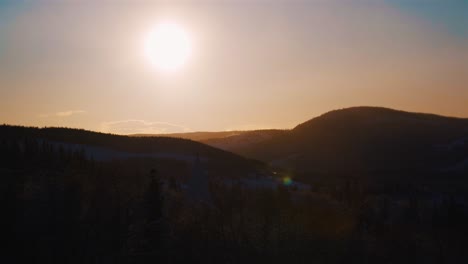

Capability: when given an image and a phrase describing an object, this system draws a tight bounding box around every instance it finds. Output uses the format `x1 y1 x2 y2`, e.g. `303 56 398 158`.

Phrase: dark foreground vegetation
1 126 468 263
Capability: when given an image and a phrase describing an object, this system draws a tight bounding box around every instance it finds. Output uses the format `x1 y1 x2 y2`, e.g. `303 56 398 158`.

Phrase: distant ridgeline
2 106 468 178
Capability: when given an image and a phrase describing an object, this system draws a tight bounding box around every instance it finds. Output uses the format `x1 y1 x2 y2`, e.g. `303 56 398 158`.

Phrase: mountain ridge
2 106 467 176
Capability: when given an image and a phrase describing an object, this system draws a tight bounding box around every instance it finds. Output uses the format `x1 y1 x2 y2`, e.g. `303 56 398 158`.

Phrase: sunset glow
0 1 466 133
1 1 468 262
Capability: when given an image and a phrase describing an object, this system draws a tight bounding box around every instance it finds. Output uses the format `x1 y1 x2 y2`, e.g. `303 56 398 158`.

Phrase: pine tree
145 168 163 222
142 168 165 260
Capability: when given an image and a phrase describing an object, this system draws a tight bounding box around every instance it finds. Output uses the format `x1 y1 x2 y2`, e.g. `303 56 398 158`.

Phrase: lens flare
283 177 293 186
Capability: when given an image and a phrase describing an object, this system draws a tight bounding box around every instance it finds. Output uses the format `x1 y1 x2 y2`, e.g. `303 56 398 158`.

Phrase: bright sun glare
145 23 191 72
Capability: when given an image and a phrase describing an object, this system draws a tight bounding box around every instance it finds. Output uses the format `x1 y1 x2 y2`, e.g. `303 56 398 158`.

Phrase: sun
144 22 191 72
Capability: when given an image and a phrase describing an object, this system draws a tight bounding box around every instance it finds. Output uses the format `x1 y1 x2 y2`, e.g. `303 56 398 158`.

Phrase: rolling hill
149 107 467 177
235 107 468 175
8 106 466 178
0 125 263 176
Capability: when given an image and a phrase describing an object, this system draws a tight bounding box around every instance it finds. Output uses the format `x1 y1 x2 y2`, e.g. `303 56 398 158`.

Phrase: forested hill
236 107 468 175
0 125 262 172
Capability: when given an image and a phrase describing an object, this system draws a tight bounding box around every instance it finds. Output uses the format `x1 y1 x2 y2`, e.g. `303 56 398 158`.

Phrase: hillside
235 107 468 175
132 129 287 159
0 125 263 176
200 129 286 153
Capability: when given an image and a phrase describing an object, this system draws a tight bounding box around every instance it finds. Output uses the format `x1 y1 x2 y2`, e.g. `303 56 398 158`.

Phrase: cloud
55 110 86 117
39 110 86 118
100 120 190 135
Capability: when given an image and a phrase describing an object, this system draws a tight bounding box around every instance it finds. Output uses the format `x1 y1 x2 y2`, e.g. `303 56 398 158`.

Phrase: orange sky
1 1 467 134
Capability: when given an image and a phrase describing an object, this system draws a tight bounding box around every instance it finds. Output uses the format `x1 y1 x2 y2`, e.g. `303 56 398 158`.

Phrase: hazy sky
1 0 467 134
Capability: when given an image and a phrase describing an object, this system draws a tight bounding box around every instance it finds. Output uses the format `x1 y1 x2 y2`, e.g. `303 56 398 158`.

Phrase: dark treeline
0 125 247 158
1 134 468 263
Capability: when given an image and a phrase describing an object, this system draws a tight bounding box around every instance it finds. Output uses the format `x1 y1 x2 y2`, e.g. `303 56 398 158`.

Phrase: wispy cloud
39 110 86 118
100 120 190 135
56 110 86 117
